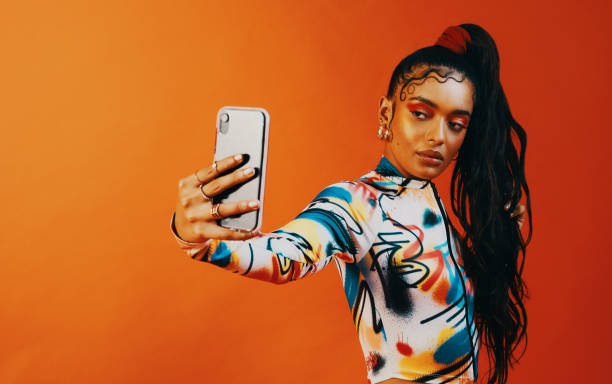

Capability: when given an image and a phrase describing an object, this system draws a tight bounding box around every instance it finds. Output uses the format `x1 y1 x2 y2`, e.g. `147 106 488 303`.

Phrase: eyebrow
408 96 471 117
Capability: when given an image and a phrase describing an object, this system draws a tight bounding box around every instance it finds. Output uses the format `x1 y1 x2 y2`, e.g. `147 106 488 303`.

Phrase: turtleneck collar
374 155 431 189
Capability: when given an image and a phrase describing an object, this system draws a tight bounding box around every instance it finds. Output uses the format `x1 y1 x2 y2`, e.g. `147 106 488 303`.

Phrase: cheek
392 114 421 144
393 128 419 152
448 132 467 153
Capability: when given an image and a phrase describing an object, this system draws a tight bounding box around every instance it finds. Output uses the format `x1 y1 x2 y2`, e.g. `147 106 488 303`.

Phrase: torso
377 378 419 384
332 171 479 383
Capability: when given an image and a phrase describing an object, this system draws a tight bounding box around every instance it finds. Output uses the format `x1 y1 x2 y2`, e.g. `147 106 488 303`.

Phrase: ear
378 96 393 126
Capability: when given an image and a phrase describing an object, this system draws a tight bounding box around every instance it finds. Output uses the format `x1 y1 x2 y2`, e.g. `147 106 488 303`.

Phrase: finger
200 166 256 198
178 184 214 210
183 198 260 223
203 225 261 241
212 199 260 219
185 153 244 188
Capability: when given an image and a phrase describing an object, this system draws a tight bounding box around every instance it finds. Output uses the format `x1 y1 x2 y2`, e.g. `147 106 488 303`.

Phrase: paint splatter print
171 156 478 383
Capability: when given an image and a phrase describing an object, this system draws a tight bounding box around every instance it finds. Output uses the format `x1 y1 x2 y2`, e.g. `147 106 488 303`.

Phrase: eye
448 122 466 131
411 110 428 119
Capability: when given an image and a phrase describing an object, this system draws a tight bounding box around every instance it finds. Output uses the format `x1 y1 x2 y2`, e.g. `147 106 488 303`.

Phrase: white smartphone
213 106 269 232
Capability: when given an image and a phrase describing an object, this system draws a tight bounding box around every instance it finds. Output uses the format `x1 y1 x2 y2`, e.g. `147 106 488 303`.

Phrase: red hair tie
434 26 471 54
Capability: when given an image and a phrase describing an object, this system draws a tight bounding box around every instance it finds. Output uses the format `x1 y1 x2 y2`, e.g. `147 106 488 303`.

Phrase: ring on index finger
199 184 213 201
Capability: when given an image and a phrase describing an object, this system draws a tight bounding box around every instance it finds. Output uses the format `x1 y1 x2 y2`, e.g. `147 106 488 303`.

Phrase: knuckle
192 222 201 233
226 154 239 165
217 204 228 216
193 223 205 239
207 182 220 194
230 174 243 186
200 186 210 198
206 168 216 179
216 205 225 217
184 211 195 223
231 231 245 240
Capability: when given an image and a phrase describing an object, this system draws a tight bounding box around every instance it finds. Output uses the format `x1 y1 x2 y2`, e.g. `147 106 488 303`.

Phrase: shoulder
312 176 380 212
313 181 355 203
354 170 401 196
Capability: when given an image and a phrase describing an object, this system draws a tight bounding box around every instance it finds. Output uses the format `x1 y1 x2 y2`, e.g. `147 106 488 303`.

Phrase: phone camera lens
219 112 230 134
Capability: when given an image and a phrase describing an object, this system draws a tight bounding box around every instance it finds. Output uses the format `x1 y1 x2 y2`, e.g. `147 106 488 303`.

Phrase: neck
382 149 413 179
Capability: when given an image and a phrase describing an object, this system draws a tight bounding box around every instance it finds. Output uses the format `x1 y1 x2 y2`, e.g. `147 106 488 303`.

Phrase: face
378 67 475 180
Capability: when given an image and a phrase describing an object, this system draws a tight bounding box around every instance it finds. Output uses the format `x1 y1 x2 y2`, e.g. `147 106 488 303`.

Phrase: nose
425 117 445 145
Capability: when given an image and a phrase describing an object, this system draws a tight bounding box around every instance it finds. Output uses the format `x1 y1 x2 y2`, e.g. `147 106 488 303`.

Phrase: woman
171 23 532 384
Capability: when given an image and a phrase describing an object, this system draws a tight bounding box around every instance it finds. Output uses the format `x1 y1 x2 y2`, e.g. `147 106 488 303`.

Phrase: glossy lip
417 150 444 161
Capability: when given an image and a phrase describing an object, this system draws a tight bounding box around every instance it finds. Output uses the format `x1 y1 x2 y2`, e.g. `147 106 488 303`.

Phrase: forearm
170 212 334 284
170 181 376 284
196 237 335 284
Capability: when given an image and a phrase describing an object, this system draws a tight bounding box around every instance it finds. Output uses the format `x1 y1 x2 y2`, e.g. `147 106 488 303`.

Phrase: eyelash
449 122 466 131
410 111 466 131
411 111 428 119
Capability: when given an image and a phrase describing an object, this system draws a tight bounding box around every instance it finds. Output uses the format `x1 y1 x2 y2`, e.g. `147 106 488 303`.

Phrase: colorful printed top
170 156 479 383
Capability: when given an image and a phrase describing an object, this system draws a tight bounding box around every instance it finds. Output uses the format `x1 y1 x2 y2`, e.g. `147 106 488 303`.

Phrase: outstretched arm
171 181 377 284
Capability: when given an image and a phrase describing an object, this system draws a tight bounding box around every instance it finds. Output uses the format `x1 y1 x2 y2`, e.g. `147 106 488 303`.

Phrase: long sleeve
170 181 377 284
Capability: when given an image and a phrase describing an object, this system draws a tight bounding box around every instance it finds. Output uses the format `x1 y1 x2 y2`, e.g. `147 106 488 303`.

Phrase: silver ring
210 203 222 219
200 184 213 201
211 161 218 172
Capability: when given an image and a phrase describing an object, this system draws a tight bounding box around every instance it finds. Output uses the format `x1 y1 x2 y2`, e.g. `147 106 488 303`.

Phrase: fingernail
243 168 254 176
234 154 243 161
248 200 259 208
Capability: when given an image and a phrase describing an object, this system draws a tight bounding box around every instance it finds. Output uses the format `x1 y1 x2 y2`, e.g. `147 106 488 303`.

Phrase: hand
174 153 261 242
504 201 526 229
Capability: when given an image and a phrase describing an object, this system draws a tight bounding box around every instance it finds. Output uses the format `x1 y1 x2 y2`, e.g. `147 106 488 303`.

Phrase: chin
411 166 444 180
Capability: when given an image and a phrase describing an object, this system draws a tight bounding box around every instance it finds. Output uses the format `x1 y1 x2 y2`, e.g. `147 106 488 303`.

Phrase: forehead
396 67 475 111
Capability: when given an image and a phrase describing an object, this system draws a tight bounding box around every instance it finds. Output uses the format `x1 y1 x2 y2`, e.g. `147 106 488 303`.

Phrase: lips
417 150 444 161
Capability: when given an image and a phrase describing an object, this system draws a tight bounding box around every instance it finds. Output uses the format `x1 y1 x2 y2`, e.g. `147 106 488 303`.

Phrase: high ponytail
450 23 532 384
385 24 533 384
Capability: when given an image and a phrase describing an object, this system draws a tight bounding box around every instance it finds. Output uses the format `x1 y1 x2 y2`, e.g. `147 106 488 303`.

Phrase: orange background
1 0 610 383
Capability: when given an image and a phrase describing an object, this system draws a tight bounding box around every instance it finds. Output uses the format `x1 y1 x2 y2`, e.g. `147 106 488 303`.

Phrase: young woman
171 23 532 384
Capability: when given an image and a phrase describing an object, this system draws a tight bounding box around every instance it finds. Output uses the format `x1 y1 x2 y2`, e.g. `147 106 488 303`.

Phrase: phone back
213 106 269 232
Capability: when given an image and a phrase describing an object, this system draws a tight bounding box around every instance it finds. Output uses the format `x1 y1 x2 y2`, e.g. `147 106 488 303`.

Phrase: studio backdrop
1 0 609 383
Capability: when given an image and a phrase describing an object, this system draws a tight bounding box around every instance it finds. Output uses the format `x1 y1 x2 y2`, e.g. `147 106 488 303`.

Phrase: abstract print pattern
172 180 376 283
171 157 478 383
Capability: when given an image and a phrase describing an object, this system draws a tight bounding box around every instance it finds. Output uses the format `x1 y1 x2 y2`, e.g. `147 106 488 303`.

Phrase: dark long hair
386 24 533 384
